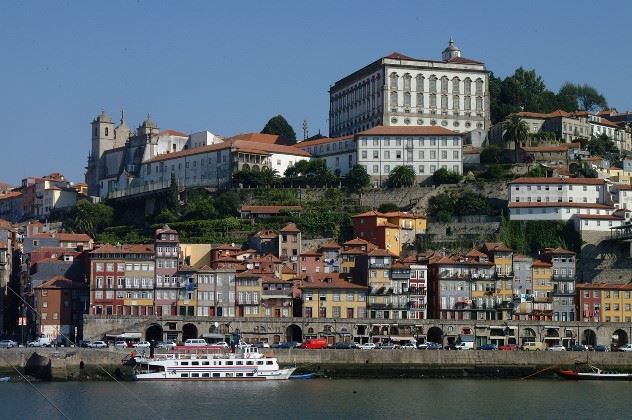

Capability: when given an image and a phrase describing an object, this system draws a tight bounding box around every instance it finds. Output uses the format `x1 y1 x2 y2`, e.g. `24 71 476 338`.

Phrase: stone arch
286 324 303 343
613 329 628 349
145 323 163 343
427 326 443 344
389 326 399 336
582 329 597 347
522 328 537 344
208 324 218 334
251 165 260 172
307 327 314 334
182 323 198 342
242 163 250 171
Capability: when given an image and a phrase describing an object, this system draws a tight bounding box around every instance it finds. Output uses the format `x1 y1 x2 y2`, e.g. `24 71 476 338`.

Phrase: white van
522 341 546 351
28 337 52 347
184 338 207 346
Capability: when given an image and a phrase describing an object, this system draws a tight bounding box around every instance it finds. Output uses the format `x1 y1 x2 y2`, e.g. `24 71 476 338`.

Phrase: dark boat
557 366 632 380
289 372 316 380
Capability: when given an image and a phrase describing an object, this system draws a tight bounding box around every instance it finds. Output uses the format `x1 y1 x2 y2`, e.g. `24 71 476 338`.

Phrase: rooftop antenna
302 120 308 140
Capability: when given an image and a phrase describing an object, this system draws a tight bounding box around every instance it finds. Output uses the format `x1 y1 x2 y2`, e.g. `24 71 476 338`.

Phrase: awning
544 336 561 340
389 336 415 341
117 332 142 339
544 326 560 329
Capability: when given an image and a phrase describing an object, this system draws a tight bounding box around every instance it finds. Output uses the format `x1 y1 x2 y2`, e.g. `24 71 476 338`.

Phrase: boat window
202 361 210 366
192 361 199 366
246 373 254 377
226 373 232 377
192 373 199 378
202 373 210 378
180 373 189 378
213 373 220 377
227 361 233 365
246 361 254 365
236 361 243 365
181 362 189 366
266 361 273 365
257 361 263 365
236 373 243 377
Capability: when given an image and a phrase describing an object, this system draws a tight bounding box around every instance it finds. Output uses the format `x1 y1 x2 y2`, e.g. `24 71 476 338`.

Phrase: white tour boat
130 347 295 381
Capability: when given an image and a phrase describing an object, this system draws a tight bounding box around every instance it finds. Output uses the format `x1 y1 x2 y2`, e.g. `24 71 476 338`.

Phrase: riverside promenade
1 348 631 381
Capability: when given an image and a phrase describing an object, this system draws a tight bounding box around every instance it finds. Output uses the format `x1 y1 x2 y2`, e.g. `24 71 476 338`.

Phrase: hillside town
2 39 632 351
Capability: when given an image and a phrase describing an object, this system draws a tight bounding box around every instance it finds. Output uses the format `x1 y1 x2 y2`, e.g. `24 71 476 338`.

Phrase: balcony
369 263 388 269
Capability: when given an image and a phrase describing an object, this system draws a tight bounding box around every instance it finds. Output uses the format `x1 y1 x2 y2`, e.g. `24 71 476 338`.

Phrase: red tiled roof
0 241 7 249
542 247 575 255
251 230 277 239
0 191 23 200
31 232 92 242
229 132 291 145
465 249 487 258
614 184 632 191
35 276 81 289
446 56 483 65
508 202 613 209
300 273 366 290
531 259 552 268
368 248 395 257
90 244 154 254
356 126 457 136
159 129 188 137
577 282 632 290
384 52 416 60
279 223 300 233
510 177 606 185
483 242 512 253
296 135 354 148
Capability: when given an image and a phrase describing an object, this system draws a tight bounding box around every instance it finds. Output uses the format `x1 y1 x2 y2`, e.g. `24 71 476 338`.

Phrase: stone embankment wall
2 348 632 381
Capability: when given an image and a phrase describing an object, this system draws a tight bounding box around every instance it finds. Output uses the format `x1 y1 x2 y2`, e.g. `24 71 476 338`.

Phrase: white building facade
298 126 462 185
329 39 490 146
508 177 613 222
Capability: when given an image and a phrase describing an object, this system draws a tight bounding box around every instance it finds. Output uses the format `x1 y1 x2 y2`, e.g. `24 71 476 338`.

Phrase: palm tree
387 165 416 188
260 166 281 187
503 114 529 162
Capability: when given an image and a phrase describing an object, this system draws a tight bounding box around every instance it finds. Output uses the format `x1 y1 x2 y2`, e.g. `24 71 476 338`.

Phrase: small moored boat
0 377 10 383
557 365 632 380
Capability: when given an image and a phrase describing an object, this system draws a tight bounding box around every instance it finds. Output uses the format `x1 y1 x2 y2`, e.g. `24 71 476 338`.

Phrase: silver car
0 340 17 348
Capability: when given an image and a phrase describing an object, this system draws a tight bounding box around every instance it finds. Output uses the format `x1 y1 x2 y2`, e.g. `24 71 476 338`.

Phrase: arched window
403 92 411 107
440 76 448 93
441 95 448 109
390 91 398 108
453 95 460 110
475 79 484 95
452 77 460 94
464 78 472 95
403 73 412 90
390 73 399 90
429 75 437 93
416 74 424 91
416 93 424 109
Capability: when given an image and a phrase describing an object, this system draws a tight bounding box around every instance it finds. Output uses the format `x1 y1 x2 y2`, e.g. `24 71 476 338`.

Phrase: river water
2 379 632 419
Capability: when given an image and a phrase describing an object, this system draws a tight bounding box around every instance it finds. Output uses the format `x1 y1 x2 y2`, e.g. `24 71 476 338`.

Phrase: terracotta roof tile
159 129 188 137
300 272 366 290
90 244 154 254
279 223 300 233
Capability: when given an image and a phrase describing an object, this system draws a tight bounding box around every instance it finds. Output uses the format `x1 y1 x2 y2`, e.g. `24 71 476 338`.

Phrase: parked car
400 343 417 350
546 344 566 352
419 342 442 350
28 337 52 347
498 344 519 351
273 341 300 349
478 344 497 351
358 343 377 350
133 341 151 349
453 341 474 350
252 342 270 349
114 341 128 348
79 341 91 348
332 342 354 350
302 338 328 349
594 344 609 352
618 344 632 352
377 342 399 350
570 344 588 352
521 342 546 351
0 339 17 348
89 341 108 348
156 341 176 350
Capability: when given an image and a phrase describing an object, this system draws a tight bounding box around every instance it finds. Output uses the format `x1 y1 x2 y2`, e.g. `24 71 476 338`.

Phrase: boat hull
558 370 632 380
134 367 296 381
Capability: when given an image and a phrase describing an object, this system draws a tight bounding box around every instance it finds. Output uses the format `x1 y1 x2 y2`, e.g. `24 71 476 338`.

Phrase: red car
498 344 519 351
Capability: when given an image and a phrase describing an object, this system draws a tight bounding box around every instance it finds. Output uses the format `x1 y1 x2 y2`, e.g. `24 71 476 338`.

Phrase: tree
386 165 416 188
214 191 241 216
588 133 619 162
284 159 335 187
500 67 546 114
456 191 490 216
344 164 371 192
503 114 529 162
261 115 297 144
480 145 503 164
432 168 462 185
71 200 113 237
183 192 218 220
378 203 399 213
167 173 181 215
559 82 608 112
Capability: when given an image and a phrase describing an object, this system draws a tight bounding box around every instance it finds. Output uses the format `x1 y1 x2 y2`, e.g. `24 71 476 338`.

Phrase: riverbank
1 348 632 381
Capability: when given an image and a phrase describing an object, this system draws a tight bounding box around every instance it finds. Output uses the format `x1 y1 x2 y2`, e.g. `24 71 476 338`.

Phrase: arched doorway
145 324 163 343
286 324 303 343
427 327 443 344
182 323 198 342
522 328 536 345
613 329 628 349
582 329 597 347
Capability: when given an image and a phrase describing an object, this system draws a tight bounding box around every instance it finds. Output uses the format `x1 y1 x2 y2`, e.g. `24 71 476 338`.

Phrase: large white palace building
328 39 490 147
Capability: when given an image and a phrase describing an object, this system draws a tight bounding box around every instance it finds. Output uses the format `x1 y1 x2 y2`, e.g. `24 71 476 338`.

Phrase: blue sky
1 0 631 185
